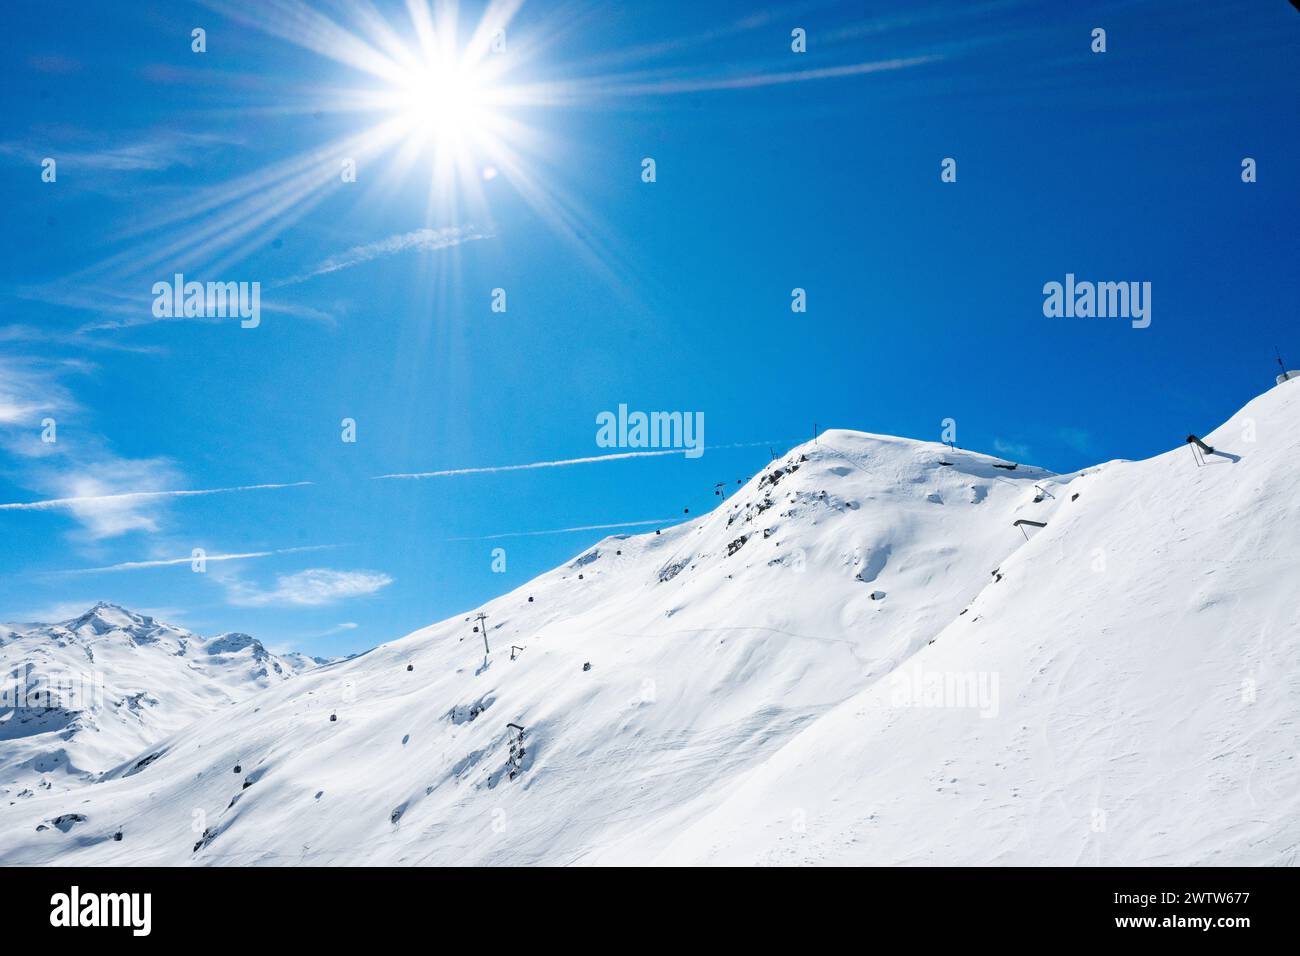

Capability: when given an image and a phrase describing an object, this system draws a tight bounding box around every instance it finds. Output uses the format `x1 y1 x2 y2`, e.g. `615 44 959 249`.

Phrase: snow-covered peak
60 602 157 638
653 379 1300 865
0 607 319 799
0 418 1061 862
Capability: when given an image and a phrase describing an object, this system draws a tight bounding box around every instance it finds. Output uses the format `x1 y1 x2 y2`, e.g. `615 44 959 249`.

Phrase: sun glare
394 58 491 145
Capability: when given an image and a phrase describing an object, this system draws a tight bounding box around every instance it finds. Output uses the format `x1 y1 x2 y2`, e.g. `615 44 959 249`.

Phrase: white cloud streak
608 55 944 94
225 568 393 607
524 55 943 105
275 226 491 286
0 481 312 512
992 438 1031 460
0 355 76 438
55 544 336 575
376 441 775 480
0 324 166 355
0 357 193 538
0 131 245 173
447 519 670 542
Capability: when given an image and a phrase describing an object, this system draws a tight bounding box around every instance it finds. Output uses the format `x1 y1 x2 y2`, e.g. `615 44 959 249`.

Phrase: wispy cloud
0 324 166 355
313 621 359 639
274 225 491 287
0 355 75 438
11 283 153 332
55 544 336 575
262 301 340 324
992 438 1031 460
17 122 401 336
224 568 392 607
0 354 314 539
447 519 670 542
0 131 244 173
1055 427 1092 453
28 54 81 74
3 600 100 626
63 293 340 332
600 55 944 95
18 458 192 538
266 621 360 655
526 54 944 106
0 356 186 538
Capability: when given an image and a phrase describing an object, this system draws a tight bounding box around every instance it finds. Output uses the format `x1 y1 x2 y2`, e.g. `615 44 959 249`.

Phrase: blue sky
2 0 1297 655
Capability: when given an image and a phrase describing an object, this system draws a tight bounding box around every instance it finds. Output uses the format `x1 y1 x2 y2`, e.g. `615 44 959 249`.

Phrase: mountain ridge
2 381 1295 864
0 604 318 802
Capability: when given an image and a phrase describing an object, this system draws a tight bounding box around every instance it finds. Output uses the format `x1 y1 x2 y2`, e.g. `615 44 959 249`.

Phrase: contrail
525 55 944 105
0 481 312 511
375 441 777 480
3 441 781 513
597 54 944 95
274 226 490 286
447 519 670 542
55 544 336 574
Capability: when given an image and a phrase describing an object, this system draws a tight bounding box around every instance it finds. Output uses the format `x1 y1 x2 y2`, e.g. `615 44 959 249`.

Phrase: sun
109 0 609 274
391 57 493 147
373 48 510 222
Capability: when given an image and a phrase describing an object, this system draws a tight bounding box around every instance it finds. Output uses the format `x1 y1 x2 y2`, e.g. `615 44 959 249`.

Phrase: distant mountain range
1 603 321 802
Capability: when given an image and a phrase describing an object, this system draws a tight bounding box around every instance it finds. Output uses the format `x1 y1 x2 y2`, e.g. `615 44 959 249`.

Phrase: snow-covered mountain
0 604 316 802
1 381 1296 865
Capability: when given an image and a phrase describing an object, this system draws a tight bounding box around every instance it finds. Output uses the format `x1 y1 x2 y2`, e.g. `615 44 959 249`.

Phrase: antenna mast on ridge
1276 347 1297 385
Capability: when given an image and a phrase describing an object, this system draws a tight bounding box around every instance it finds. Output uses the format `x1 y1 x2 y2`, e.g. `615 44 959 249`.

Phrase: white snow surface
1 382 1296 864
0 604 313 802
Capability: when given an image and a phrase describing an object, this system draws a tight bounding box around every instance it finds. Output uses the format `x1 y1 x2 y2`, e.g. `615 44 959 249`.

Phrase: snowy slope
0 604 315 802
0 432 1052 863
0 382 1295 865
651 380 1300 866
